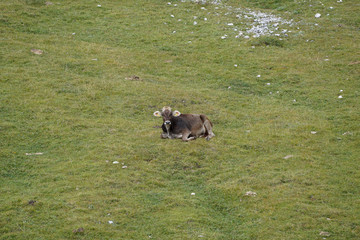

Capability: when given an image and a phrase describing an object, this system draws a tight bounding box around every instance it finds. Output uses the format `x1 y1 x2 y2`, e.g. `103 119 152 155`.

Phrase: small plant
25 0 45 5
250 36 285 47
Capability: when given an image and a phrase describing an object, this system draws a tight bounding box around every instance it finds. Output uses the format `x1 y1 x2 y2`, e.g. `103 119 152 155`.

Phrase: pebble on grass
283 155 294 159
26 152 43 156
320 231 330 237
245 191 257 196
31 49 43 55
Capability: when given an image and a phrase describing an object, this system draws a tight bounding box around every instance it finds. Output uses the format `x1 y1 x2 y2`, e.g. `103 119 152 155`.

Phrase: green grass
1 0 359 239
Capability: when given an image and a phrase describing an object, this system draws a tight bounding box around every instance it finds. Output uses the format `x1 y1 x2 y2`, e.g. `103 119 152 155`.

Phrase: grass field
1 0 359 239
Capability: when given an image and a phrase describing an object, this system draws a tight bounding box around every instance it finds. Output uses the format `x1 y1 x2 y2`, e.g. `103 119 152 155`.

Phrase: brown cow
153 106 215 141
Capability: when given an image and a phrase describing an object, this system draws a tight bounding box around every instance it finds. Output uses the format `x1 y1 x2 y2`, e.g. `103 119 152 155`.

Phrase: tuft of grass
250 36 285 47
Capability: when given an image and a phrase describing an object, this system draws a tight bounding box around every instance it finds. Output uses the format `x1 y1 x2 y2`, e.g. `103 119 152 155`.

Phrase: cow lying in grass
153 106 215 141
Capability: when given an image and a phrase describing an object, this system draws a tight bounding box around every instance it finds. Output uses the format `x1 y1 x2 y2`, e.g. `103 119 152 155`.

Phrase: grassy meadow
1 0 359 239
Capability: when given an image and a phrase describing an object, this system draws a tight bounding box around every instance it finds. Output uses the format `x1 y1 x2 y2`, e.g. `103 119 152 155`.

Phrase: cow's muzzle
165 120 171 125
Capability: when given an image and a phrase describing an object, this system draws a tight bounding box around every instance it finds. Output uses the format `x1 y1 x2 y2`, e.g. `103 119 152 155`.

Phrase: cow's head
153 106 181 127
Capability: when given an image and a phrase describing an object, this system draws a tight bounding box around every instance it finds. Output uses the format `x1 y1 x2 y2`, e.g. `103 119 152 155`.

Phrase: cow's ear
153 111 162 117
173 110 181 117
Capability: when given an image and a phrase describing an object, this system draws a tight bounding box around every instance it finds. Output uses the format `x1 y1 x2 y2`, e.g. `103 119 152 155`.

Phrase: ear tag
153 111 161 117
173 110 181 117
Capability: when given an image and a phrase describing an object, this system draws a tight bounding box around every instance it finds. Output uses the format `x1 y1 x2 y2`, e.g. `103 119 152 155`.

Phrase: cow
153 106 215 141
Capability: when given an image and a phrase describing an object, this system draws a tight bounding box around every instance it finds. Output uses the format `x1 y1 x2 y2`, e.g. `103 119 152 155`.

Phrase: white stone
245 191 257 196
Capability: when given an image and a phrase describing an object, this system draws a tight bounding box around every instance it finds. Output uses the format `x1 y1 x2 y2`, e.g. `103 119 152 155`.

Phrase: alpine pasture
1 0 359 239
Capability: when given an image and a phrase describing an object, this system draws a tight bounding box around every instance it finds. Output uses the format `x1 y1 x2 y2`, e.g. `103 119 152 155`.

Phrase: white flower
315 13 321 18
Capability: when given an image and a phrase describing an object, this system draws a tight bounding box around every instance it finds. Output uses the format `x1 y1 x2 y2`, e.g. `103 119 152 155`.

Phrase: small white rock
97 4 101 7
339 89 343 92
122 165 128 169
228 86 231 89
315 13 321 18
245 191 257 196
204 18 207 21
227 23 234 26
108 221 114 224
311 131 317 134
338 95 343 99
113 161 119 164
266 82 270 85
170 14 174 18
193 21 197 25
191 192 196 196
234 64 238 67
257 75 261 78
